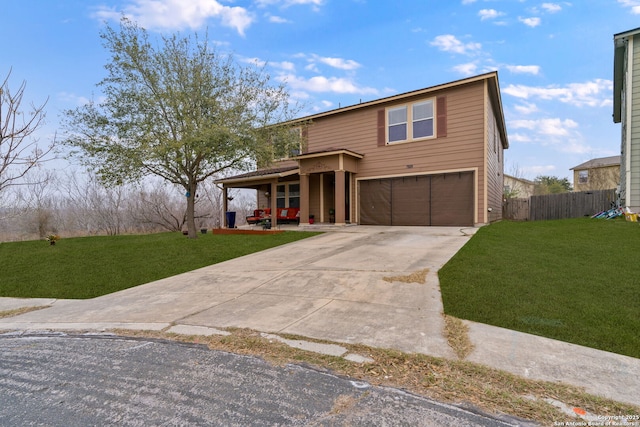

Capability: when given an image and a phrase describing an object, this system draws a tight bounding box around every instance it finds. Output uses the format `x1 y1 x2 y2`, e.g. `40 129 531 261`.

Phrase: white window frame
386 99 435 144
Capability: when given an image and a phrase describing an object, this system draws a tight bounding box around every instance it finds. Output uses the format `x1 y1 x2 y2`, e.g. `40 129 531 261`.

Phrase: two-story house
614 27 640 212
570 156 621 192
218 71 509 227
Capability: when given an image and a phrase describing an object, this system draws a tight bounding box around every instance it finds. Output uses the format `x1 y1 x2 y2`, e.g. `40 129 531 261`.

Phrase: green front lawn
439 218 640 359
0 231 320 300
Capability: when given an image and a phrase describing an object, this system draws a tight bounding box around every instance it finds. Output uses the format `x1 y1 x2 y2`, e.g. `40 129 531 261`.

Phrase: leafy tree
0 69 54 193
533 175 572 195
63 18 301 238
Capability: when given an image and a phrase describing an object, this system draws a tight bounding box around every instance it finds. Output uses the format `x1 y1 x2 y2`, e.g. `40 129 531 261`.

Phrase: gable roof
570 155 621 171
289 71 509 149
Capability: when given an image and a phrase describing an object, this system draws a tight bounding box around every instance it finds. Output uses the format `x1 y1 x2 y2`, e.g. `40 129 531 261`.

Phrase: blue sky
3 0 640 182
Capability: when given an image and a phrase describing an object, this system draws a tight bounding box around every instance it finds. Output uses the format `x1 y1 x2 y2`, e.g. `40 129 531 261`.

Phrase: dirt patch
382 268 429 284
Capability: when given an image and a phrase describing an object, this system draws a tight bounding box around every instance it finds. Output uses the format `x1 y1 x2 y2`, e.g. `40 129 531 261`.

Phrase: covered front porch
217 149 363 228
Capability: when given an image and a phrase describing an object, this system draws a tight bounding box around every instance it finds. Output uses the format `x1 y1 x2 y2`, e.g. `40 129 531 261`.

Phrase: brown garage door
359 172 474 226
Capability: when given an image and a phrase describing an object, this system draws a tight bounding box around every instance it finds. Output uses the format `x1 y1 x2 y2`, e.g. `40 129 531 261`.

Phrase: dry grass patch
114 328 640 426
444 315 475 359
0 305 49 319
382 268 429 284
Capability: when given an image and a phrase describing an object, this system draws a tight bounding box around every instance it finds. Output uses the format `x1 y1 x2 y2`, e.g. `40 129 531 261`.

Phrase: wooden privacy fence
503 189 617 221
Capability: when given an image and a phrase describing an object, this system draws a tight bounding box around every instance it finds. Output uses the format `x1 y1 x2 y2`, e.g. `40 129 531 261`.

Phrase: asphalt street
0 333 532 426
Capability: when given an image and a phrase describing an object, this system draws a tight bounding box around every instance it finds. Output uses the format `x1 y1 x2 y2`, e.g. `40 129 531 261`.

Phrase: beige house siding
503 175 535 198
305 81 488 224
485 83 505 223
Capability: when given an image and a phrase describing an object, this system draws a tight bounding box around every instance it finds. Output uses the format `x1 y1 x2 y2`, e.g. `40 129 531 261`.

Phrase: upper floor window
387 99 434 144
578 170 588 184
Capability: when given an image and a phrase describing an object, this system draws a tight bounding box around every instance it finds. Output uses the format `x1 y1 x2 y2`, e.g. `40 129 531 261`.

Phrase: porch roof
215 165 299 185
294 147 364 160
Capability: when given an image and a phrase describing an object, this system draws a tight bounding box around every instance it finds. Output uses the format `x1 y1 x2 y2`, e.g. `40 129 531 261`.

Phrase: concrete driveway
0 226 474 359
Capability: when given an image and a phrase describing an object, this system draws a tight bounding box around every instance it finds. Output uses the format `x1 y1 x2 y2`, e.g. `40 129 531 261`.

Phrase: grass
439 218 640 359
0 231 320 299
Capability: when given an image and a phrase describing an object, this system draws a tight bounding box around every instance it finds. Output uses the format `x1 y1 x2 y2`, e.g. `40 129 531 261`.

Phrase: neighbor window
578 170 588 184
387 99 434 144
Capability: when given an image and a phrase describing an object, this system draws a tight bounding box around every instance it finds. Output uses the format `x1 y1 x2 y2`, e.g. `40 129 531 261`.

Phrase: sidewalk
1 226 638 408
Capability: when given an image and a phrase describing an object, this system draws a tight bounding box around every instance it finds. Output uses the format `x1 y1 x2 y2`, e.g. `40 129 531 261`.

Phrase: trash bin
225 211 236 228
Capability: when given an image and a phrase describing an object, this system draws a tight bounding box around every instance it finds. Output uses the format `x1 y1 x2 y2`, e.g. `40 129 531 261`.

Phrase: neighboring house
570 156 620 192
217 72 509 227
503 174 535 198
614 27 640 212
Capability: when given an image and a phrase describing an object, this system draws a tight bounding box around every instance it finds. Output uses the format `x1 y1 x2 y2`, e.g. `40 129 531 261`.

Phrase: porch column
334 170 346 225
270 180 278 228
300 173 310 224
223 187 229 228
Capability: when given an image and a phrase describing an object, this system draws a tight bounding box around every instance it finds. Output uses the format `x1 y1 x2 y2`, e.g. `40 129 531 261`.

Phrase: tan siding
307 82 486 176
485 88 504 223
306 80 490 224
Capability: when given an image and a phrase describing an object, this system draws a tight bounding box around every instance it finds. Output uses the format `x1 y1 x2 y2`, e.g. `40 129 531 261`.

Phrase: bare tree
15 169 59 238
129 181 187 232
62 171 129 236
0 69 54 192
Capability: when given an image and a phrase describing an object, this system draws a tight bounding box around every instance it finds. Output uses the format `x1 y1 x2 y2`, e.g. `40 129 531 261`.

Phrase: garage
358 172 474 226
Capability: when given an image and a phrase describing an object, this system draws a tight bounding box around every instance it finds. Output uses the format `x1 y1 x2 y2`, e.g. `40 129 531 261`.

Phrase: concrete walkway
1 226 638 408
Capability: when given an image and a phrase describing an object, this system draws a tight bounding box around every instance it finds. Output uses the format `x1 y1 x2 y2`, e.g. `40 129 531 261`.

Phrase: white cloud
505 65 541 75
279 74 378 95
462 0 477 4
503 79 613 108
305 63 320 73
94 0 253 35
478 9 504 20
315 56 361 71
509 118 578 137
298 54 362 71
514 102 539 115
268 15 290 23
273 61 296 71
509 133 533 143
618 0 640 14
541 3 562 13
58 92 92 106
430 34 482 55
453 62 478 76
519 16 541 27
255 0 324 9
239 56 267 67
